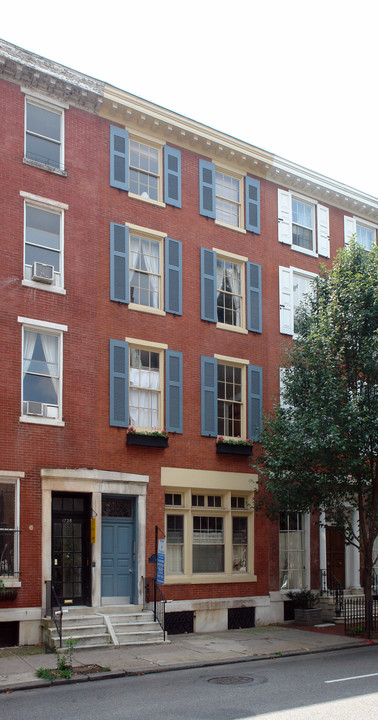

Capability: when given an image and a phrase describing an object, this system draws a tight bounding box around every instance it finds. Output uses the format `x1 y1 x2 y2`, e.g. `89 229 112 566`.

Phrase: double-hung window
278 189 330 257
0 476 20 580
344 215 376 250
18 317 67 424
199 160 260 233
201 248 262 333
110 223 182 316
129 346 161 428
163 475 255 582
279 512 306 590
110 126 181 207
110 339 183 433
215 171 241 227
217 363 243 438
201 355 262 442
25 97 64 170
279 266 317 336
21 193 67 292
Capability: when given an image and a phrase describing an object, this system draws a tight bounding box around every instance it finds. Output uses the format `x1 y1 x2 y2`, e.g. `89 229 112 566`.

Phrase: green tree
255 241 378 633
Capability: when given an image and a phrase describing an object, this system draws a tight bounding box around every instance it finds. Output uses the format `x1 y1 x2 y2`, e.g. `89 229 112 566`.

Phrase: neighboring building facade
1 39 377 644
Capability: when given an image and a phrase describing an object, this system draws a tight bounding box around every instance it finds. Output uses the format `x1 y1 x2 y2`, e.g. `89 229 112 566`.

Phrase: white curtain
129 367 159 427
225 263 241 326
23 331 38 374
141 238 159 308
40 333 59 400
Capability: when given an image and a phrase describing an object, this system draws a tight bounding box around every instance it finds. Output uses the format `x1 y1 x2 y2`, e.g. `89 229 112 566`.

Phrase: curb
0 640 376 693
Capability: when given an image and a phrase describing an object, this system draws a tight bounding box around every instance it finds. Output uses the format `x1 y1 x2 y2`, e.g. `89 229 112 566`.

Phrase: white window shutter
344 215 356 245
279 266 293 335
278 189 292 244
317 205 330 257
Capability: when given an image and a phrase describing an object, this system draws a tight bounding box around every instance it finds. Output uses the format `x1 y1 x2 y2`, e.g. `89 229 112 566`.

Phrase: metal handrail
153 580 167 641
45 580 63 648
319 569 344 616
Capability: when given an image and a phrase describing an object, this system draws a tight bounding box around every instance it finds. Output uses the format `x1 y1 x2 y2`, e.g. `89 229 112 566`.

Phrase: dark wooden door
326 526 345 587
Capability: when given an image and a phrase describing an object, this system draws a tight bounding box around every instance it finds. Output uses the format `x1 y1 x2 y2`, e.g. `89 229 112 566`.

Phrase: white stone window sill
128 192 165 208
19 415 65 427
165 573 256 584
23 157 67 176
22 280 66 295
291 245 318 258
0 578 21 588
216 322 248 335
129 303 166 317
215 220 246 234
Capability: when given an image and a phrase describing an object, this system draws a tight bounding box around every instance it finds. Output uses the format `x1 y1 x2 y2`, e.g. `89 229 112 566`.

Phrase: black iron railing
0 529 21 577
143 576 166 641
319 569 344 616
45 580 63 648
344 597 378 636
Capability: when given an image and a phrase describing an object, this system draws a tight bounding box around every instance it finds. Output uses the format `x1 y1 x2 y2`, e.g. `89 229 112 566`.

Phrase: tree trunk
363 561 373 639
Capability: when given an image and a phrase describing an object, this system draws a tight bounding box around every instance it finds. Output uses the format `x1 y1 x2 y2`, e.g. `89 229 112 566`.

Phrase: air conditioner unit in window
32 262 54 283
25 401 44 416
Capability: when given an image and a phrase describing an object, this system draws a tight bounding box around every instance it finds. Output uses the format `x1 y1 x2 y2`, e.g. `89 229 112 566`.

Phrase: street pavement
0 623 376 693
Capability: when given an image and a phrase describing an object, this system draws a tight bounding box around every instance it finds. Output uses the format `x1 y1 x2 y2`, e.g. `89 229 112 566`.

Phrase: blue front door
101 497 136 604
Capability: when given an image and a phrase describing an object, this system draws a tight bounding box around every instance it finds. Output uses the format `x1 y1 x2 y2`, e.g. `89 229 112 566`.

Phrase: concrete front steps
44 605 167 650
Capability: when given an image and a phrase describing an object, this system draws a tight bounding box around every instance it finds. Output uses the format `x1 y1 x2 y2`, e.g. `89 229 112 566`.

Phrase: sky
2 0 377 198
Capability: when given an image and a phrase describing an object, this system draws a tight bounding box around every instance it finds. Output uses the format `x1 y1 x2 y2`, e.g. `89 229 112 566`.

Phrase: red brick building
1 39 376 645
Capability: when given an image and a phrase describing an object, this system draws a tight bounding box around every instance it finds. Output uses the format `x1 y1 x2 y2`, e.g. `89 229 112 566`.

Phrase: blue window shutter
245 176 260 233
201 356 217 436
165 350 183 433
110 339 129 427
199 159 215 218
110 223 129 303
165 238 182 315
248 365 263 442
110 125 129 191
164 146 181 207
246 262 262 333
201 248 217 322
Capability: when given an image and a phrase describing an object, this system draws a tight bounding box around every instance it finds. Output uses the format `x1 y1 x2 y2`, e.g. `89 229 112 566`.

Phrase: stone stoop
44 605 167 649
320 593 366 625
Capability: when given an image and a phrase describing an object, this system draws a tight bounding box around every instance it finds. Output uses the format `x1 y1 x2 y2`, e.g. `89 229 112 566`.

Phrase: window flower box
126 427 169 448
0 588 18 602
216 437 253 456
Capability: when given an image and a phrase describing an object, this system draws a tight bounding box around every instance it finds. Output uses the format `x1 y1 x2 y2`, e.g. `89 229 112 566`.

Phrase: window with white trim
165 489 253 579
278 189 330 257
24 200 63 289
129 346 161 428
216 255 243 328
344 215 376 250
215 170 241 227
19 318 66 424
279 266 317 336
279 512 306 590
217 362 244 438
130 232 162 309
129 138 161 201
0 478 20 579
25 99 64 170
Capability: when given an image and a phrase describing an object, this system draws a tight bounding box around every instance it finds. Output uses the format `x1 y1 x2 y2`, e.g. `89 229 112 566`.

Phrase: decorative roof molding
0 38 104 112
1 38 377 221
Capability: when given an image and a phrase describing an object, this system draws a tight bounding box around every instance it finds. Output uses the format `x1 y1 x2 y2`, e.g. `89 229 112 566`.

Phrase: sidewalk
0 624 375 693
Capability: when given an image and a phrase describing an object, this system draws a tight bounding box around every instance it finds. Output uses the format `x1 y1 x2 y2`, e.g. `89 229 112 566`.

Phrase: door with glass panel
52 493 91 605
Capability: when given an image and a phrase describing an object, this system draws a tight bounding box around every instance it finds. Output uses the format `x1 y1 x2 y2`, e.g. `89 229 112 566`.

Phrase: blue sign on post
156 538 166 585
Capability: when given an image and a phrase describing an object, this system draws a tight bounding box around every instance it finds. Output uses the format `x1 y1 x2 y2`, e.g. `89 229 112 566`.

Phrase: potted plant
216 436 253 456
286 590 322 625
0 578 18 602
126 426 169 448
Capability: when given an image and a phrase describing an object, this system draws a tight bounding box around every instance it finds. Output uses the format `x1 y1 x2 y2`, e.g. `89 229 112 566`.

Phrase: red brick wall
0 77 347 610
